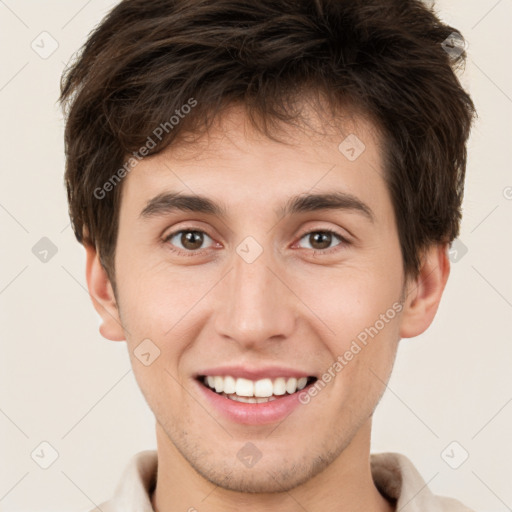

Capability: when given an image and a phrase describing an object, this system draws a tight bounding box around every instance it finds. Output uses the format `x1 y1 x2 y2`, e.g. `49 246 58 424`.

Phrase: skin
86 103 450 512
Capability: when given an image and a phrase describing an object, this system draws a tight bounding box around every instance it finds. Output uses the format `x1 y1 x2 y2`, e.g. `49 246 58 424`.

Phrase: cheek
294 256 403 399
115 254 204 337
324 311 401 421
115 261 214 404
294 262 402 342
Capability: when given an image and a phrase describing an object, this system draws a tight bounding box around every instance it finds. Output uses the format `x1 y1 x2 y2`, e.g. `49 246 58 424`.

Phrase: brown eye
180 231 204 250
297 230 345 251
165 229 214 252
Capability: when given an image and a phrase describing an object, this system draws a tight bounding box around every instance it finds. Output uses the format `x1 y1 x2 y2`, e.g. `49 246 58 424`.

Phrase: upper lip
195 365 316 381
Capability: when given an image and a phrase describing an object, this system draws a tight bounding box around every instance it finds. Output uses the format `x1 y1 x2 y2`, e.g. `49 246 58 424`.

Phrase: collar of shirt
90 450 474 512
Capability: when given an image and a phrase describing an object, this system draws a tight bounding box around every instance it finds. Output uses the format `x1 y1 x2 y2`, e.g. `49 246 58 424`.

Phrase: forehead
119 103 391 223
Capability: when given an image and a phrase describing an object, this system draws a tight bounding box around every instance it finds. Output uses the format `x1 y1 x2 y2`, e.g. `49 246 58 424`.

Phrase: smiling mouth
197 375 318 403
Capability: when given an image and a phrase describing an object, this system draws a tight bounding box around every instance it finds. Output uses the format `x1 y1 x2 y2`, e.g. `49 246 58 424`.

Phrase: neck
150 419 395 512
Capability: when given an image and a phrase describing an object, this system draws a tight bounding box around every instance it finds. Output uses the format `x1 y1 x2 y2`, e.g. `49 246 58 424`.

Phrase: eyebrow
140 192 226 218
279 191 374 222
139 191 374 222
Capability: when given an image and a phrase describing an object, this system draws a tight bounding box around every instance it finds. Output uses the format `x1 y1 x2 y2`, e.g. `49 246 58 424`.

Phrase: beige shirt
90 450 475 512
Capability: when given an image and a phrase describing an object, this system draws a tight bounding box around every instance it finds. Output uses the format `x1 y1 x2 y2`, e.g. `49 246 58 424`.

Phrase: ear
85 244 125 341
399 243 450 339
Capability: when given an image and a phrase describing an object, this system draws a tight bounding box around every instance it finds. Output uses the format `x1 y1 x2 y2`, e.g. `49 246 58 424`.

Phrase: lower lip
194 379 310 425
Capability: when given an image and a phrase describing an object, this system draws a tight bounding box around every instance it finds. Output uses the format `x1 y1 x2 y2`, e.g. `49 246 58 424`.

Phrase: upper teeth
204 376 309 397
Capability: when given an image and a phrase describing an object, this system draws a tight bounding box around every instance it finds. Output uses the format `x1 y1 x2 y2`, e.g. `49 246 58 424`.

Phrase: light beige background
0 1 511 511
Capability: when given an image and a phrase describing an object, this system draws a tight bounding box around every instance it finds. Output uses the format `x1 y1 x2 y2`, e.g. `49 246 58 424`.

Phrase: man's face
112 105 407 492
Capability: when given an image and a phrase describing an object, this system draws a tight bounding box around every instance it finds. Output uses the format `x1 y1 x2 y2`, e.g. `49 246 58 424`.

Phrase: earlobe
399 244 451 339
85 244 126 341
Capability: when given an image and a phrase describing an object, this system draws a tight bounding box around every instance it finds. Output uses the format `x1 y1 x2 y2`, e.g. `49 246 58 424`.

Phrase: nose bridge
214 241 295 346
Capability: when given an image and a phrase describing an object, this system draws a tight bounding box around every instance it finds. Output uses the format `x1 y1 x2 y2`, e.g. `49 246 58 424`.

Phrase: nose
213 244 296 349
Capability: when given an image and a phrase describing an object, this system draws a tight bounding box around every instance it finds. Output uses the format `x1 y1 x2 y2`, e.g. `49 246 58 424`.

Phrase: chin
186 446 340 494
196 462 315 493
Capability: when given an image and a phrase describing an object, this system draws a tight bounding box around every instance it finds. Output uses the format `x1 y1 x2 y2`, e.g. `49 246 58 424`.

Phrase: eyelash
297 229 350 255
163 227 350 257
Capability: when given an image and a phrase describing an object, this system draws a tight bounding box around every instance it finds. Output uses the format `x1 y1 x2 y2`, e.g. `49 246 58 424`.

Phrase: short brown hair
60 0 476 287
